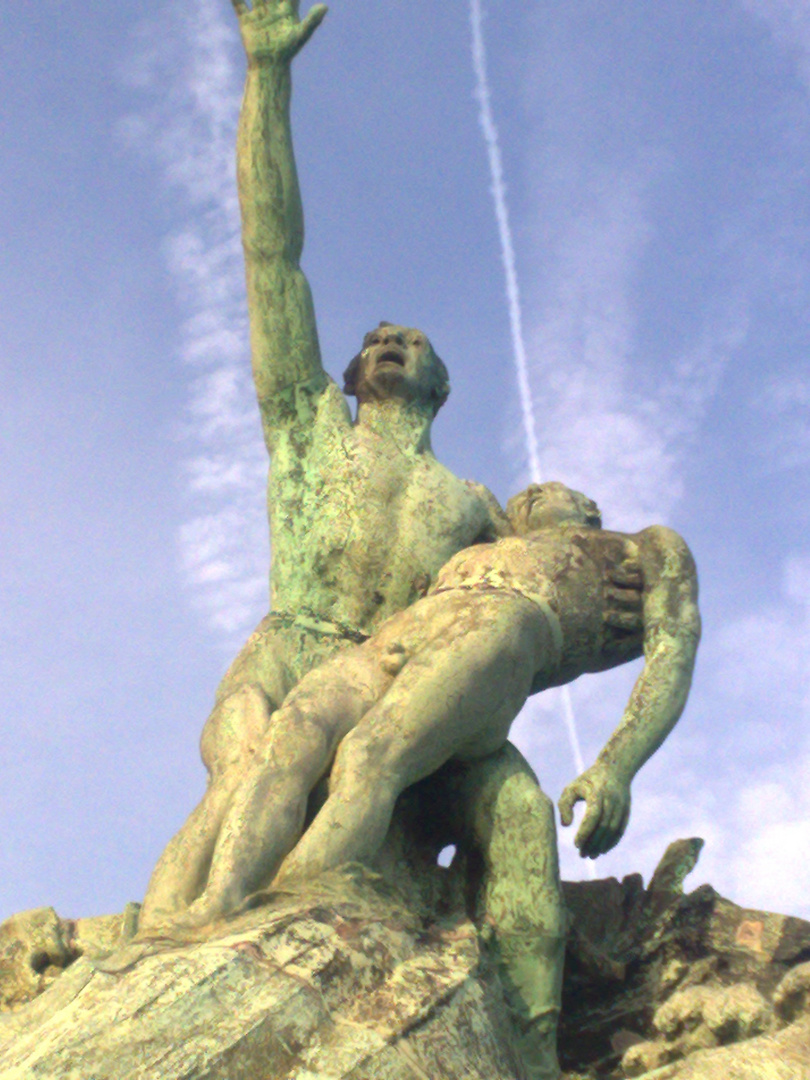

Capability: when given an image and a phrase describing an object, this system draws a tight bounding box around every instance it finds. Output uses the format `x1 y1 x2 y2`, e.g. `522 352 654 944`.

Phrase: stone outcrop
559 839 810 1078
1 842 808 1079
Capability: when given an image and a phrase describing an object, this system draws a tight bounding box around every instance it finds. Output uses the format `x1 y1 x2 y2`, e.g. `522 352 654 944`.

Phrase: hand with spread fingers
231 0 328 65
559 764 631 859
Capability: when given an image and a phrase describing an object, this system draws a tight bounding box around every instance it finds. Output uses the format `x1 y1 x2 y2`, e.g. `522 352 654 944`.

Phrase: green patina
137 7 701 1078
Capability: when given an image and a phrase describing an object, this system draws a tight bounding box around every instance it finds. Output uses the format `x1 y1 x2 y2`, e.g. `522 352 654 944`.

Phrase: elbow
645 634 699 677
243 235 302 268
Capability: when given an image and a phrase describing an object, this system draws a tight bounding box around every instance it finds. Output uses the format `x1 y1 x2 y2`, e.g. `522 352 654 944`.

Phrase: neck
355 399 434 452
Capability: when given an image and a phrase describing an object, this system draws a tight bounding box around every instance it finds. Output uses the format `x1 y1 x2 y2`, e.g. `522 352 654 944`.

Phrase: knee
201 682 272 775
330 729 401 799
466 758 552 843
261 704 334 780
495 780 554 826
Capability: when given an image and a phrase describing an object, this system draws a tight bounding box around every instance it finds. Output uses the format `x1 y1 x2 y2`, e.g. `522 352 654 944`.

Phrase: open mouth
377 349 406 368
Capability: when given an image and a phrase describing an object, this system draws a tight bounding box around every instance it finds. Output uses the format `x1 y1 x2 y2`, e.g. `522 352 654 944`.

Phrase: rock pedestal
559 840 810 1078
1 843 809 1079
0 869 524 1080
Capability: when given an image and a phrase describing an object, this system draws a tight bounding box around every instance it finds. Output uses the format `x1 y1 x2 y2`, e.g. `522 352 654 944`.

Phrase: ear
431 381 450 415
430 352 450 415
343 353 362 396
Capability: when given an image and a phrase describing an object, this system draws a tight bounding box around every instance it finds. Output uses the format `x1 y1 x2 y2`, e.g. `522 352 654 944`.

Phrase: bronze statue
135 6 700 1078
139 0 513 934
164 480 697 925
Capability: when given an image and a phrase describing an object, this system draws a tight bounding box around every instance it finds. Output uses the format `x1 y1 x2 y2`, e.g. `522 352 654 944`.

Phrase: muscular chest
270 425 487 617
336 443 484 590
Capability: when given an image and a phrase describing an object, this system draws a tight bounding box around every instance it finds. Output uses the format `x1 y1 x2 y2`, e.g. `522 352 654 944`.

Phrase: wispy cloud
509 154 742 886
517 153 744 531
710 554 810 915
506 11 760 886
741 0 810 87
754 373 810 470
120 0 268 645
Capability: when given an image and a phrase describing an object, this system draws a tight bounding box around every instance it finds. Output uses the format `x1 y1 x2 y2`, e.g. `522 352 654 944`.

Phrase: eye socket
411 337 423 348
369 335 381 346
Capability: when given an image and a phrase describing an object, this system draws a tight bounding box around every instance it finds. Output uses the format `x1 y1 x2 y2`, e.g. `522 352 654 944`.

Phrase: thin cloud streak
469 0 591 883
469 0 542 486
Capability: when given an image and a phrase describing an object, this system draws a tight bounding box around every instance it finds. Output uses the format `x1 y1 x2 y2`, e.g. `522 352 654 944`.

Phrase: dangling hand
558 762 631 859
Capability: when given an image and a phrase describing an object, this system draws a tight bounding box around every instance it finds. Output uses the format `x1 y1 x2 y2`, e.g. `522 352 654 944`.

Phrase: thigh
202 625 310 777
332 606 537 794
213 618 294 708
259 645 387 777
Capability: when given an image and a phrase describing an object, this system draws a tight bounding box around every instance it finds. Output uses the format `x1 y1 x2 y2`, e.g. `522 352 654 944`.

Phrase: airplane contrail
469 2 592 855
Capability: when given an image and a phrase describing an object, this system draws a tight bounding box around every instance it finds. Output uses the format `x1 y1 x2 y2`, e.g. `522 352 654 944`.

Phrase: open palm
231 0 328 63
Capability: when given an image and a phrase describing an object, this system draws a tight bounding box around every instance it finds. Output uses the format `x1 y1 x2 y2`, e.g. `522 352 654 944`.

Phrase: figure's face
507 482 602 534
350 324 449 413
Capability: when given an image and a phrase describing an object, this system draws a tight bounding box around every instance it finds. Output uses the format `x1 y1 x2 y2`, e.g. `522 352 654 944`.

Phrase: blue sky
2 0 809 923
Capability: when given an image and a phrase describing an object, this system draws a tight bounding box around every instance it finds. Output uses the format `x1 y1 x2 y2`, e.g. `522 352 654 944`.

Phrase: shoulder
636 525 696 568
635 526 699 610
313 378 353 428
462 480 513 539
266 374 351 445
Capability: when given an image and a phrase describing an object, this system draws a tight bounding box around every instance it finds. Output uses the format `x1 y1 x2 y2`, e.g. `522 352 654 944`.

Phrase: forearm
595 634 698 784
237 61 302 264
233 12 326 427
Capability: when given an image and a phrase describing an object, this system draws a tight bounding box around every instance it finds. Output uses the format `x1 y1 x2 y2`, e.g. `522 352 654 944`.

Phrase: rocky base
0 868 524 1080
559 840 810 1078
1 842 809 1079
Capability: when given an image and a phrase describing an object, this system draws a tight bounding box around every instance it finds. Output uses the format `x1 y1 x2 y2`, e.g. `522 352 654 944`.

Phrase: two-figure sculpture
137 5 701 1078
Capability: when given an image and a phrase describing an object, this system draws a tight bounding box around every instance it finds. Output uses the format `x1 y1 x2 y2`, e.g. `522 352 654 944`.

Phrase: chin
360 371 410 402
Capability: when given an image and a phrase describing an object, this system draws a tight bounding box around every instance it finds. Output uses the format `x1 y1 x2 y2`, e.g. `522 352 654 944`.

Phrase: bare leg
183 644 393 923
275 597 540 885
139 683 275 934
459 743 565 1080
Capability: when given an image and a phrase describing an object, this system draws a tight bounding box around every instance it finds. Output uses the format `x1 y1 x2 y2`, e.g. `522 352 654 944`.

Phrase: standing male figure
140 0 514 931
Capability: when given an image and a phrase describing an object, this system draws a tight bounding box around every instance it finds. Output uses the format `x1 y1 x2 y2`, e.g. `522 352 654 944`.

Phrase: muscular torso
433 525 645 685
268 383 499 636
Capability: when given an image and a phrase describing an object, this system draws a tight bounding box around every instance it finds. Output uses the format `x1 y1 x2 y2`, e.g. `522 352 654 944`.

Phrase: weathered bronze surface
125 6 704 1078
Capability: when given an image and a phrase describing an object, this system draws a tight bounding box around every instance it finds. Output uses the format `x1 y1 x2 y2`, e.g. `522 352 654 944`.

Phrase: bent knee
331 728 406 792
201 682 274 774
261 705 337 776
468 769 555 847
493 779 555 828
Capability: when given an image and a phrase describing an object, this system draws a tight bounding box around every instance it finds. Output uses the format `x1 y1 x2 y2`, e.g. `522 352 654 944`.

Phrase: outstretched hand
558 763 631 859
231 0 328 64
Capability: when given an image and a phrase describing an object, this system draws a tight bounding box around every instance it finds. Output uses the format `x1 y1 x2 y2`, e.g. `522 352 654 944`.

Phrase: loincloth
266 608 370 644
430 583 563 661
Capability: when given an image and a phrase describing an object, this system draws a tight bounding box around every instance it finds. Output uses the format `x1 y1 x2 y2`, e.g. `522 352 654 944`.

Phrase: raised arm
560 526 700 857
232 0 329 449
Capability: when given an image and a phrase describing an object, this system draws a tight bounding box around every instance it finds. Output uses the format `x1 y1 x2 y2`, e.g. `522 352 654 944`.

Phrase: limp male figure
139 0 511 931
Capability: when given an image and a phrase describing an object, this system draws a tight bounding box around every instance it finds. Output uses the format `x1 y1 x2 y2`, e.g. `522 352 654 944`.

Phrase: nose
381 331 405 347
